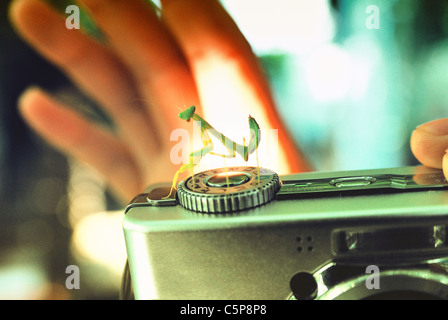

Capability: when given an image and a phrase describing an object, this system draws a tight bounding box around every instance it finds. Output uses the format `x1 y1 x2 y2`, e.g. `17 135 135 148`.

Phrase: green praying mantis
165 106 261 198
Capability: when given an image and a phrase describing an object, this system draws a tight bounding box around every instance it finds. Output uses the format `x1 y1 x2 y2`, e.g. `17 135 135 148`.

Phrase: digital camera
121 165 448 300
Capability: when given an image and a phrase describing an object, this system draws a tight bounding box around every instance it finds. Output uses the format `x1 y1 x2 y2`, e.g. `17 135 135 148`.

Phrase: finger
160 0 310 173
9 0 163 167
410 118 448 169
443 150 448 182
18 87 142 201
160 0 271 124
77 0 200 130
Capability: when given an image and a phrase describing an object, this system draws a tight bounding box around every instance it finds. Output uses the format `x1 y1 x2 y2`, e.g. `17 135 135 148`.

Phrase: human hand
411 118 448 181
9 0 309 202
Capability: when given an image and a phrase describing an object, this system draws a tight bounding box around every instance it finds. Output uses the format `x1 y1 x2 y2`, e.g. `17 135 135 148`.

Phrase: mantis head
178 106 196 121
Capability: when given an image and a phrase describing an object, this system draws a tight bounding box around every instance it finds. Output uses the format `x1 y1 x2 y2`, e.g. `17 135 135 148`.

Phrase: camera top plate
124 166 448 233
277 166 448 199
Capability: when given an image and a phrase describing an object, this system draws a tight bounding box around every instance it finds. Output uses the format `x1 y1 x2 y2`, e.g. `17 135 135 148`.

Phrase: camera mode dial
176 166 280 213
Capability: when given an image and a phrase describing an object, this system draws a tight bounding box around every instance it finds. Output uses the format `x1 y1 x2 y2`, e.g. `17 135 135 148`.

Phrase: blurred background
0 0 447 299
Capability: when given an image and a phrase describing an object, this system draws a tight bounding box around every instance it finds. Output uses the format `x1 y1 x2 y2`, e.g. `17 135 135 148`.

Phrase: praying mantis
165 106 261 198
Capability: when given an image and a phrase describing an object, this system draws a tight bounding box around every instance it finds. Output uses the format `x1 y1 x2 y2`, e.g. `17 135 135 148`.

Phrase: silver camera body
122 166 448 300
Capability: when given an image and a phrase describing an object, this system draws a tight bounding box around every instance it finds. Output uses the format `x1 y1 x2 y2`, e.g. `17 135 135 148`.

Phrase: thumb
411 118 448 169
